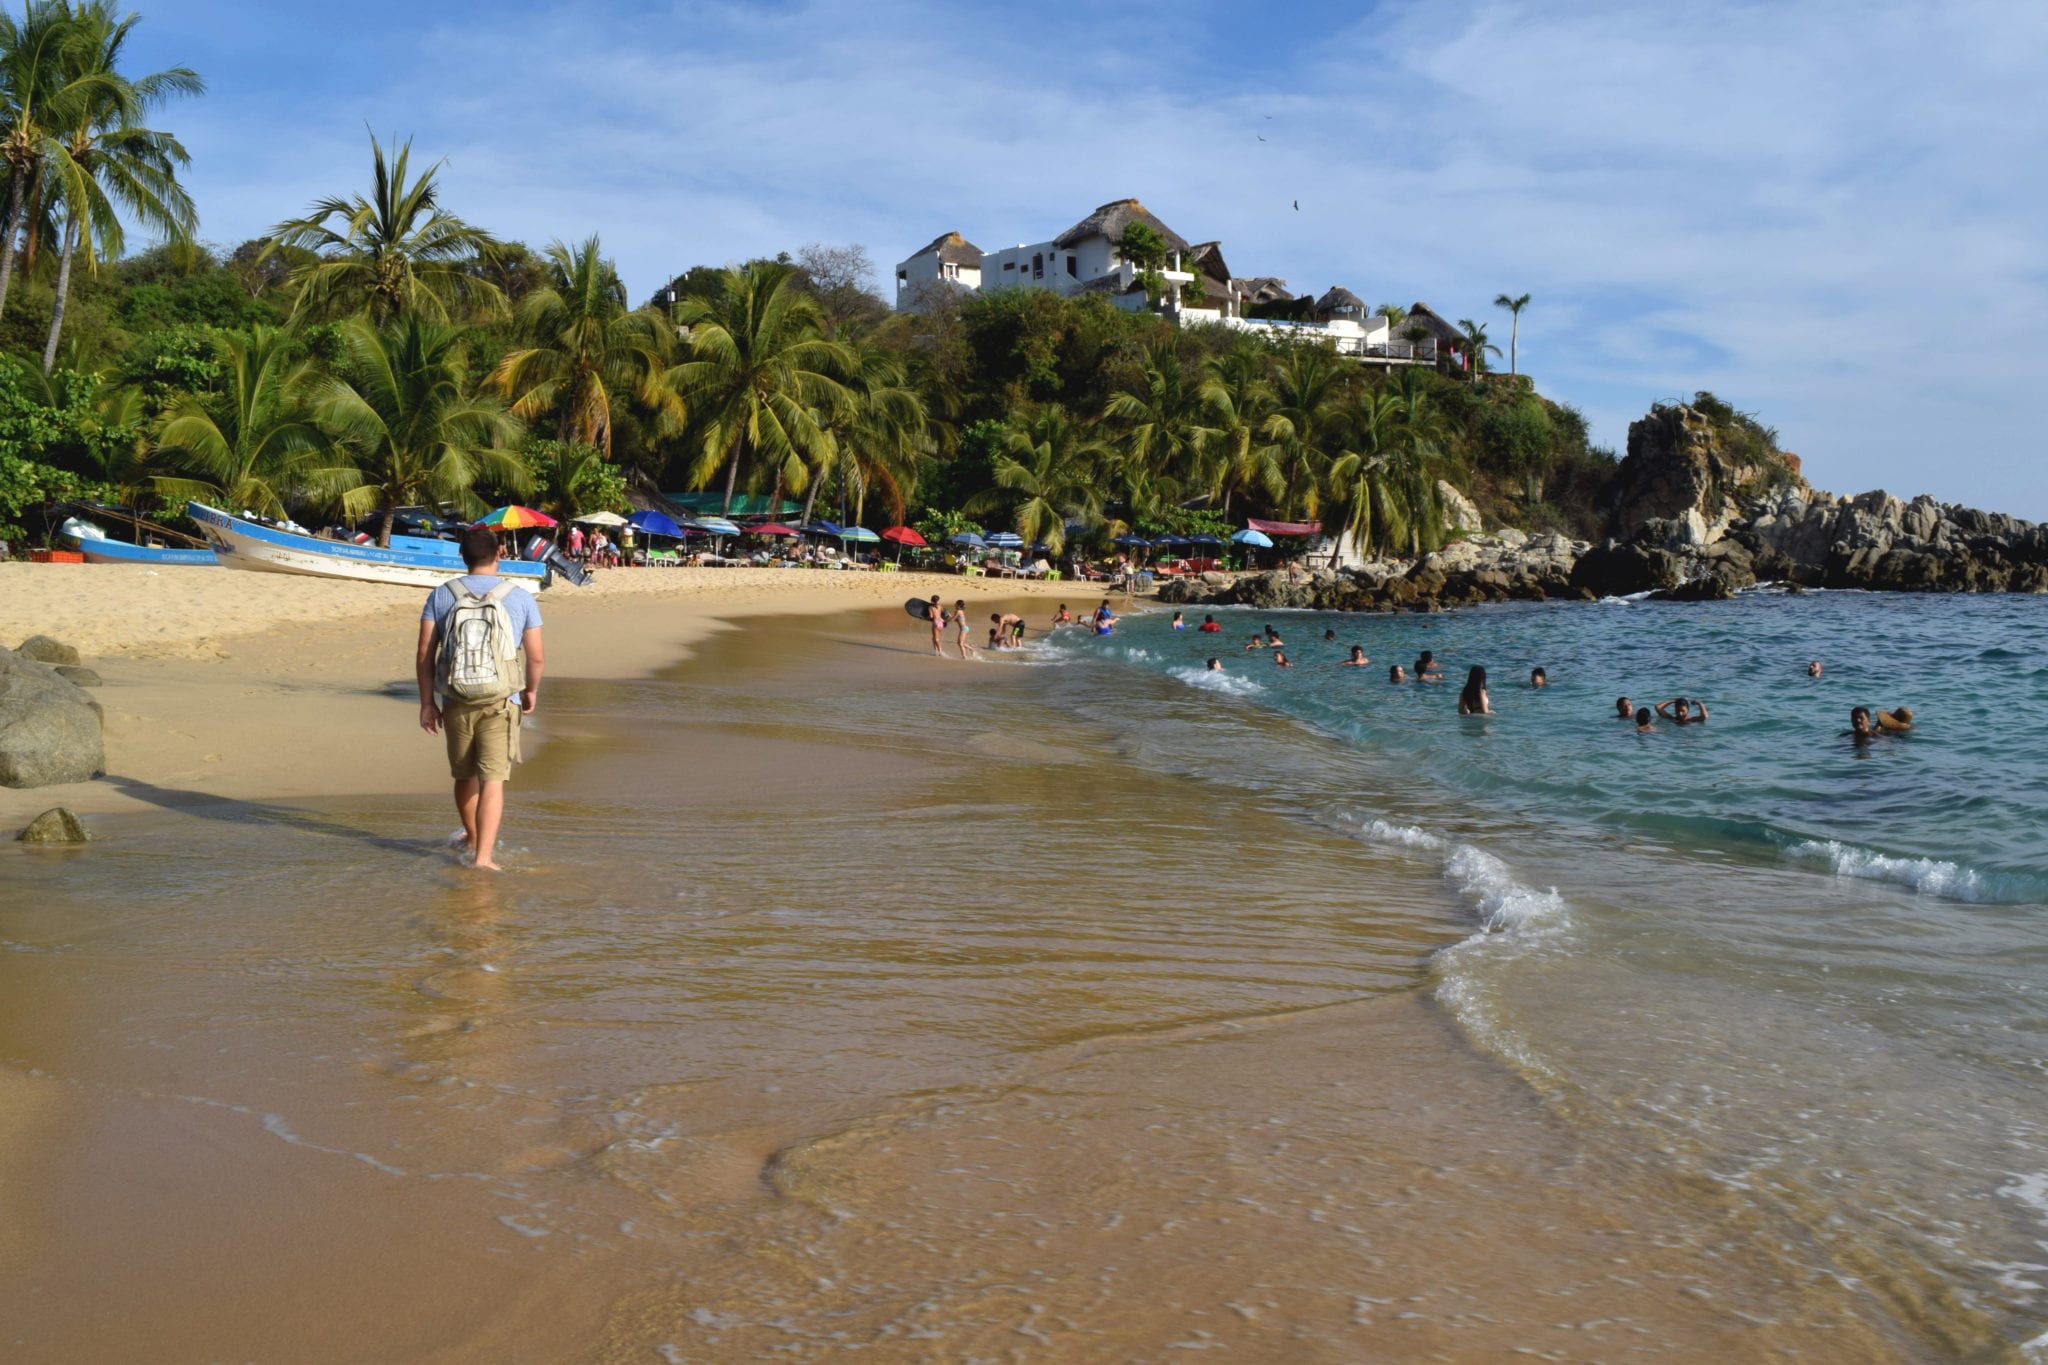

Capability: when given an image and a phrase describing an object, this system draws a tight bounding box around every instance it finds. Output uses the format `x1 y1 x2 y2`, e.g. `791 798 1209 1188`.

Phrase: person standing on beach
952 599 978 660
928 595 945 656
417 528 544 872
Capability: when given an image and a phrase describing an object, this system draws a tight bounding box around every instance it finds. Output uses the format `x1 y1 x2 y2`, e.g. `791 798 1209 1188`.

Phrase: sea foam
1787 838 1992 902
1168 666 1264 697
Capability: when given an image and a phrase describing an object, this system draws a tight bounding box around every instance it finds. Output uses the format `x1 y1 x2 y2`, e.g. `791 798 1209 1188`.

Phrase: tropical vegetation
0 4 1658 558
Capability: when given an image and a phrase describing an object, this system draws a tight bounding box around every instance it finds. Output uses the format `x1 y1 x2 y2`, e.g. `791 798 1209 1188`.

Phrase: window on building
896 270 907 284
1003 261 1015 271
1066 255 1077 276
1032 253 1043 279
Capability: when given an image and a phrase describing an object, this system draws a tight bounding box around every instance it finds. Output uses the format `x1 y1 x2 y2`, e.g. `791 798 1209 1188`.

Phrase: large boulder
1570 541 1682 597
16 634 82 667
1438 481 1483 535
0 647 104 787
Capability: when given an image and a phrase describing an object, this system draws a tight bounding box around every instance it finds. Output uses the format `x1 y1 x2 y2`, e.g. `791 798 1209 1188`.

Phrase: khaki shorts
444 699 521 782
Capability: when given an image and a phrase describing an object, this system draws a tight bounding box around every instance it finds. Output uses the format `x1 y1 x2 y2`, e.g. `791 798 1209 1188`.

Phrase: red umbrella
881 526 927 546
750 523 800 537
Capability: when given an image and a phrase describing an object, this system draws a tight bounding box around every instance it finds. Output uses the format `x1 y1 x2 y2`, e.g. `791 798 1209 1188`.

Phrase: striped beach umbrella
475 505 556 530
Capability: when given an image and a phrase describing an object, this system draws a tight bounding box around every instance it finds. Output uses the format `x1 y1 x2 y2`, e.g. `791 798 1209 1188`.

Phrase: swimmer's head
1531 667 1546 687
1390 664 1405 682
1616 696 1631 717
1349 646 1366 661
1635 707 1653 727
1206 658 1221 670
1324 629 1337 641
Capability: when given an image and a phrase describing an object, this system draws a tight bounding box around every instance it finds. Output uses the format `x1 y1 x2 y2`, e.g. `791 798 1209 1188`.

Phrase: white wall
894 251 980 310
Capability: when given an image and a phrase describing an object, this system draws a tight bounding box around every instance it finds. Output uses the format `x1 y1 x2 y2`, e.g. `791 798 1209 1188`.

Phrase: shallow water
2 594 2044 1361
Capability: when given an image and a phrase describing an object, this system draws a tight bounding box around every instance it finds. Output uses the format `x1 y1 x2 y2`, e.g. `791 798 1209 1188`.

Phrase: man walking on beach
417 527 544 871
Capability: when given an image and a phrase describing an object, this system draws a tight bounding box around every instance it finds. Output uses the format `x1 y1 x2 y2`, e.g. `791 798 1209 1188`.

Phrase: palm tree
1493 292 1530 375
267 133 505 325
967 404 1104 556
316 314 525 544
521 438 619 532
1458 318 1500 376
152 325 345 518
806 337 928 527
38 0 202 373
1259 342 1348 521
486 234 679 456
670 261 853 516
0 0 103 319
1324 389 1403 558
1197 337 1280 518
1101 341 1209 523
1373 302 1408 328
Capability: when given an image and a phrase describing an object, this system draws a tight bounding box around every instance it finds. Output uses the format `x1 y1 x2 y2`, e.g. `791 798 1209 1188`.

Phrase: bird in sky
1257 134 1266 141
1292 199 1299 211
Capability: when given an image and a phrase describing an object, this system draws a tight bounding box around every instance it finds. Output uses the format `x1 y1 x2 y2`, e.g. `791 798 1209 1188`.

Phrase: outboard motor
523 532 591 587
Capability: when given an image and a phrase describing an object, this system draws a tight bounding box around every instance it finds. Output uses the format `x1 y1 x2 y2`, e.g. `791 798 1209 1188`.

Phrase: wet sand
0 595 1922 1361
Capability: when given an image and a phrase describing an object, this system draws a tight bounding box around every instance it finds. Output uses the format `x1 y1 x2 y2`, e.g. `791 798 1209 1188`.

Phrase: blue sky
130 0 2048 515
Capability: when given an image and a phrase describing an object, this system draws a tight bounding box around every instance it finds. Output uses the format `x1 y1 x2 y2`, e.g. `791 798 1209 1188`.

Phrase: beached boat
187 502 550 590
59 531 220 567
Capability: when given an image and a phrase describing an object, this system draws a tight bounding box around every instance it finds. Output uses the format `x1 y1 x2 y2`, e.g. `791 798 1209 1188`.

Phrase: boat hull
59 534 219 567
187 503 548 591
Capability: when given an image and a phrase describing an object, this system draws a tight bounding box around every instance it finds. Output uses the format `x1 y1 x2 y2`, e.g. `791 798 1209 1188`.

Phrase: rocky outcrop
1158 531 1594 613
17 807 89 844
0 645 105 787
1438 481 1483 536
1610 401 1801 544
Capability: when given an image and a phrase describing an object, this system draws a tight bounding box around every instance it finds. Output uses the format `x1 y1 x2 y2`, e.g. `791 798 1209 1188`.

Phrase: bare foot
470 858 502 872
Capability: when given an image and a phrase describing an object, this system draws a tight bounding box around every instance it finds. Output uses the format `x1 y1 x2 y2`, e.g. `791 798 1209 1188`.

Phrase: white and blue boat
59 517 220 567
188 503 550 590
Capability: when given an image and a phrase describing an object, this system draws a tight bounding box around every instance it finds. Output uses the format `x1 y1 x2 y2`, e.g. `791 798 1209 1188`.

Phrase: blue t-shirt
421 574 543 640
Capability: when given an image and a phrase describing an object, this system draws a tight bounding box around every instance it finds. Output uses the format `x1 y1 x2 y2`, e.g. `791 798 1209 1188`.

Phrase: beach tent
573 510 628 526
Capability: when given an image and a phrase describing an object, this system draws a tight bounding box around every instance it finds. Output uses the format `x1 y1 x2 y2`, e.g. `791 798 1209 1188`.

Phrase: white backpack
436 580 523 704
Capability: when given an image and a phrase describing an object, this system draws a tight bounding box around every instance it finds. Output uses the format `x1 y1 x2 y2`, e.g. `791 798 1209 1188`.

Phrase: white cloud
169 0 2048 514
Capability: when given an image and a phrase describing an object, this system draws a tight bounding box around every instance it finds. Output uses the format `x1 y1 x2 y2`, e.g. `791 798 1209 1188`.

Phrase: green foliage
511 438 626 523
913 506 983 546
0 360 121 539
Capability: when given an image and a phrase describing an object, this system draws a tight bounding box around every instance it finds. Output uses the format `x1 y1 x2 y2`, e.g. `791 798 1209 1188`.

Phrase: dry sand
0 562 1075 827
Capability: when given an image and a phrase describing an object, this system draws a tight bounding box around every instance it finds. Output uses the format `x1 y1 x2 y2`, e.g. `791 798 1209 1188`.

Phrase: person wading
417 527 545 871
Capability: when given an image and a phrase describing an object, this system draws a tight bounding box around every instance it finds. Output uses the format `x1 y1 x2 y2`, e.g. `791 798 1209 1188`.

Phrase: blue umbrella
985 531 1024 549
1189 533 1224 546
691 516 741 537
839 526 880 543
1230 528 1274 547
801 520 843 537
1152 533 1192 547
1112 534 1151 548
626 509 684 539
948 532 987 548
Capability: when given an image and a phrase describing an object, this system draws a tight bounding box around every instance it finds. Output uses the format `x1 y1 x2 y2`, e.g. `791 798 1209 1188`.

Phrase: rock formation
0 642 105 787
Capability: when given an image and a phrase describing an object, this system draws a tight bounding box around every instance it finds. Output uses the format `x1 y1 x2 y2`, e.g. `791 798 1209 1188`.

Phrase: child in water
952 600 977 660
1171 612 1186 630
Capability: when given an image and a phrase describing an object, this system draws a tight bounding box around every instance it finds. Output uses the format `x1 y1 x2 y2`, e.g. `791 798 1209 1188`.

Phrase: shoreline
0 563 1075 826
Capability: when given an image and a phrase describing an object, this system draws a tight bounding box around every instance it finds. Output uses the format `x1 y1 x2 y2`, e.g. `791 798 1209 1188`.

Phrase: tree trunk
799 476 820 527
0 169 23 320
41 215 80 375
376 503 395 548
1510 318 1519 376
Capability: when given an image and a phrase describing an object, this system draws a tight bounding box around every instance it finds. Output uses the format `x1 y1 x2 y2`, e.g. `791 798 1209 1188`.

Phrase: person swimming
1458 666 1490 714
1415 650 1443 680
1615 695 1633 719
1635 706 1656 732
1244 634 1266 650
1264 625 1284 646
1171 611 1186 630
1052 603 1072 626
1337 646 1370 667
1206 657 1222 671
1656 696 1708 725
1842 706 1881 743
1808 659 1823 678
1530 667 1547 688
1389 664 1406 683
1323 628 1337 642
1272 650 1293 667
1199 614 1221 633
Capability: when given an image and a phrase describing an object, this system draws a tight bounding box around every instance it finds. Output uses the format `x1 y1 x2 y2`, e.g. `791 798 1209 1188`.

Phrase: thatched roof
1404 302 1463 343
1316 286 1367 316
1187 241 1233 286
909 231 983 266
1075 273 1143 297
1234 276 1292 306
1054 198 1191 253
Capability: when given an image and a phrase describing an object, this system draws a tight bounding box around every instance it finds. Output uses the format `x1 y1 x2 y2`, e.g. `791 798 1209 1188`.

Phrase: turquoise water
1036 590 2048 1360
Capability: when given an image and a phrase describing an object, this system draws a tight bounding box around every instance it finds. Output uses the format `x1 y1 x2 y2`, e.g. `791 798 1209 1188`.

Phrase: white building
893 198 1438 367
893 231 983 311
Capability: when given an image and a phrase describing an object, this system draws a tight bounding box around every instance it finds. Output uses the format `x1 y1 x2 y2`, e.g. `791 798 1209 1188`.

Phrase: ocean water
1042 589 2048 1359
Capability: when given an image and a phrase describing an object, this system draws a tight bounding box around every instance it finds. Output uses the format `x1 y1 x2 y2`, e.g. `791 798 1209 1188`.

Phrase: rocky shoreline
1160 401 2047 613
